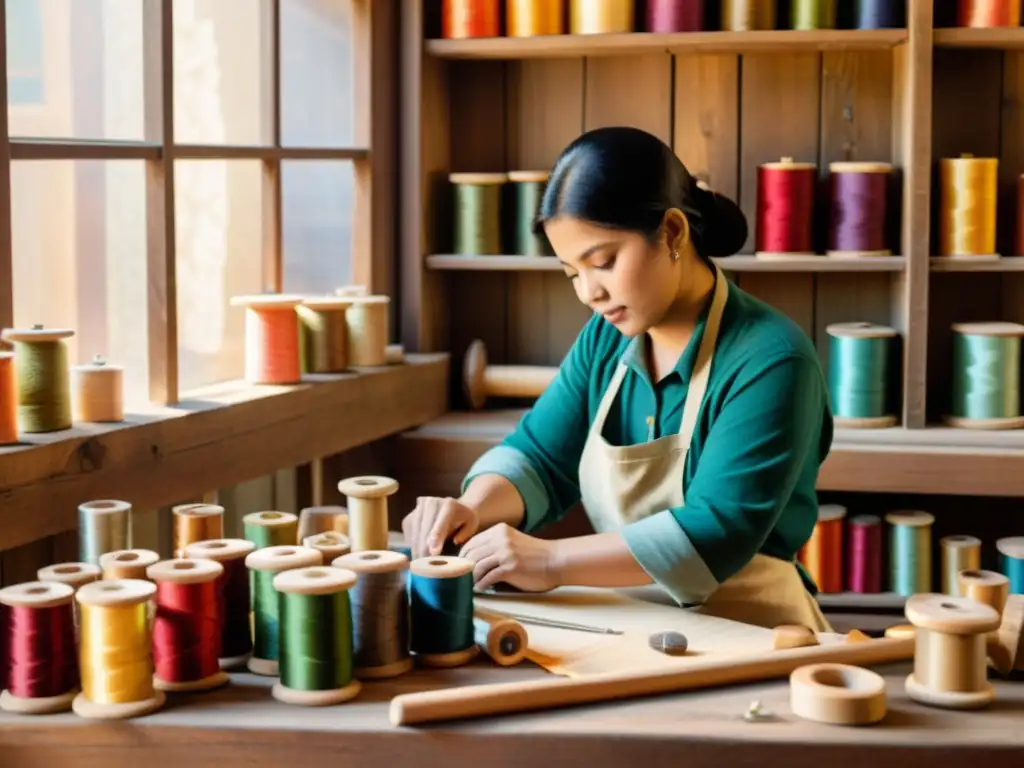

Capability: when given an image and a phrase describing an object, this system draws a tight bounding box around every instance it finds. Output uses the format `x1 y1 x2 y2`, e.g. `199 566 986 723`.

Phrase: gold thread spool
172 503 225 558
473 611 530 667
72 579 166 720
99 549 160 581
938 154 999 259
346 295 390 367
903 593 1001 710
507 0 564 36
569 0 634 33
338 476 399 552
0 351 18 444
940 535 981 596
298 296 352 373
297 505 349 542
722 0 776 30
1 325 75 433
304 532 351 561
70 354 124 422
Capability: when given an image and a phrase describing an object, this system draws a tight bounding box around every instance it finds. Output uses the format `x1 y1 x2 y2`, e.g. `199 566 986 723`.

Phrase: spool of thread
304 532 351 561
755 158 817 259
827 162 892 257
346 295 390 367
0 326 75 433
0 351 19 444
957 0 1022 27
570 0 635 33
333 549 414 679
72 579 165 719
790 0 836 29
99 549 160 581
441 0 500 38
0 581 79 714
271 566 362 706
172 503 225 558
78 499 132 566
946 322 1024 428
508 171 552 257
722 0 776 30
146 558 229 693
335 284 369 298
1016 174 1024 257
463 338 559 410
37 561 102 590
409 556 478 668
243 510 299 549
244 545 322 676
800 504 845 594
298 505 349 542
228 294 303 385
182 538 257 670
70 354 124 422
847 514 883 594
450 173 506 255
473 611 530 667
940 536 982 596
937 155 999 259
903 593 1000 710
338 475 399 552
298 296 351 373
386 343 405 364
886 510 934 596
997 537 1024 594
957 570 1016 675
826 323 898 428
854 0 905 28
506 0 564 36
645 0 704 31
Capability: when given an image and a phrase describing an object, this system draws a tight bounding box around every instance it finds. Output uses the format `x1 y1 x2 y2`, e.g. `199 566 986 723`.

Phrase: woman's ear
662 208 691 255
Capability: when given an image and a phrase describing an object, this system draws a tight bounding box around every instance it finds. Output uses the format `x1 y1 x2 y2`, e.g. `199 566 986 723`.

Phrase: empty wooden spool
789 663 887 726
463 339 558 410
338 475 398 552
956 569 1022 675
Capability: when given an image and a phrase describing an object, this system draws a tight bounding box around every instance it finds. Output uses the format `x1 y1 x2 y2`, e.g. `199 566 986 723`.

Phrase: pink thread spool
645 0 704 32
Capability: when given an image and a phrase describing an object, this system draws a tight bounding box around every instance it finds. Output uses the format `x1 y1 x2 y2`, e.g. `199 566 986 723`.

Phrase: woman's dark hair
534 126 747 259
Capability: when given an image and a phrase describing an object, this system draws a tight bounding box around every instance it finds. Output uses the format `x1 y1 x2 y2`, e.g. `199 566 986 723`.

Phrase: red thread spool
847 514 883 594
147 558 229 692
182 538 257 669
645 0 704 31
958 0 1021 27
442 0 501 38
230 294 303 385
799 504 845 594
827 161 892 258
1016 174 1024 257
755 157 817 259
0 581 79 714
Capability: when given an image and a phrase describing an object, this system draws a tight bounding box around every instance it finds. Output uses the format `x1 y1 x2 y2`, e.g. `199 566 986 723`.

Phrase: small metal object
743 700 776 722
484 609 622 635
648 630 688 656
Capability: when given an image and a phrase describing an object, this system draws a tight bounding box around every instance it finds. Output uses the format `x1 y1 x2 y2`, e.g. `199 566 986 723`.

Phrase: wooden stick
389 636 914 726
463 339 557 409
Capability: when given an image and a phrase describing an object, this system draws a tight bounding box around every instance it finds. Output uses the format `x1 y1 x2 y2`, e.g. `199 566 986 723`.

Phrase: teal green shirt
462 277 834 606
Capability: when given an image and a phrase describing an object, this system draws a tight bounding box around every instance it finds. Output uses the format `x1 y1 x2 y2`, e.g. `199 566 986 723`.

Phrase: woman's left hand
458 523 560 593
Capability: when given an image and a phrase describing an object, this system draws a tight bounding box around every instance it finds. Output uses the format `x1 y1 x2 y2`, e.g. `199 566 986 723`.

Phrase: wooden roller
463 339 558 410
389 635 914 726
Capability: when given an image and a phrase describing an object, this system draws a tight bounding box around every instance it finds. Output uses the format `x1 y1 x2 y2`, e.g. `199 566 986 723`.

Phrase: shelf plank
427 254 906 273
425 29 908 60
934 27 1024 49
930 256 1024 271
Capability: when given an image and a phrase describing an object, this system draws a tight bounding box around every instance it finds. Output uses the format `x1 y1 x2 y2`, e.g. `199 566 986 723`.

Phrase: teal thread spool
997 537 1024 595
508 170 553 256
886 510 934 596
946 322 1024 429
826 322 898 428
271 566 362 706
450 172 507 255
243 545 322 676
408 556 478 667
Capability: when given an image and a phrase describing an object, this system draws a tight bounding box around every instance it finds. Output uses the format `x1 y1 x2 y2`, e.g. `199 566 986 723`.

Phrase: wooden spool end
37 561 101 589
338 475 399 500
991 594 1024 676
790 663 887 726
463 338 488 410
473 612 529 667
773 624 819 650
182 537 256 563
99 549 160 581
1 325 76 344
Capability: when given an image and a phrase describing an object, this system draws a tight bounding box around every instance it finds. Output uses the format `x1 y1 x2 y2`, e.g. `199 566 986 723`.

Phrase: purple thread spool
645 0 704 32
828 161 892 257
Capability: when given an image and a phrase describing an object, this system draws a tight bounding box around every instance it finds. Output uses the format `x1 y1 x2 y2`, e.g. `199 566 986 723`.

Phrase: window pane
11 159 149 408
280 0 354 147
173 0 270 146
175 159 264 393
6 0 145 140
281 160 354 294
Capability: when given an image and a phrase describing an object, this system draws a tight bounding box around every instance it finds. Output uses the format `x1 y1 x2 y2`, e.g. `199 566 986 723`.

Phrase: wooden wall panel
583 55 673 142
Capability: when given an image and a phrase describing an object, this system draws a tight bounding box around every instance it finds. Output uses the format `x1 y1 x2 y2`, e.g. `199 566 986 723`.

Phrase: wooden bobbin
346 294 390 367
297 504 349 541
37 561 101 590
956 570 1021 675
884 624 916 640
71 354 124 422
463 338 558 410
773 625 819 650
304 531 351 561
386 343 405 364
337 475 398 552
99 549 160 580
790 663 887 726
473 611 529 667
904 593 1001 710
995 594 1024 676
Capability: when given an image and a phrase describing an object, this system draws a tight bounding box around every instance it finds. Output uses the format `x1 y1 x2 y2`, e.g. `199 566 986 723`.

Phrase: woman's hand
401 496 480 559
459 523 560 593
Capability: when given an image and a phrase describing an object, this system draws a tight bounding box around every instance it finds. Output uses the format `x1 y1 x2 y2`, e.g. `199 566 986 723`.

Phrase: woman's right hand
401 496 480 559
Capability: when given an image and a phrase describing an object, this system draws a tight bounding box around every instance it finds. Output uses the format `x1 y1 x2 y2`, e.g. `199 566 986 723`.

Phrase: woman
402 126 834 631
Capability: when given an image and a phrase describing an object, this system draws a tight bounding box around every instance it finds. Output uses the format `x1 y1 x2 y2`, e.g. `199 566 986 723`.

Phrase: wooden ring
790 663 887 726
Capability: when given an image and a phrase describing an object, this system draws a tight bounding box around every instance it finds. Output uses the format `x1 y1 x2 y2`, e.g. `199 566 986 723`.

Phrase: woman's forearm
459 473 526 530
550 531 654 588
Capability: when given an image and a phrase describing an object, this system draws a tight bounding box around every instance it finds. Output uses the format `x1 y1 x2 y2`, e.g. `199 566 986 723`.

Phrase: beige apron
577 265 831 633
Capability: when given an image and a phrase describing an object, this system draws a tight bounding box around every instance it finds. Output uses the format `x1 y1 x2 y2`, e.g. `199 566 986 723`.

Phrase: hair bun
693 185 747 258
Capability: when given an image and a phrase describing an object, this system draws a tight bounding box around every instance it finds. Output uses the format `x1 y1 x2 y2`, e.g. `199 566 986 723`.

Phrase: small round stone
648 630 688 656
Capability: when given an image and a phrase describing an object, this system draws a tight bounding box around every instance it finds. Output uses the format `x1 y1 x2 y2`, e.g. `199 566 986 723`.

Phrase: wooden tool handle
389 636 914 726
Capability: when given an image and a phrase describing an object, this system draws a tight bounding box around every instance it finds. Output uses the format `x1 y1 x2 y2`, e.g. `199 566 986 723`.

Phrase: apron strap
678 265 729 446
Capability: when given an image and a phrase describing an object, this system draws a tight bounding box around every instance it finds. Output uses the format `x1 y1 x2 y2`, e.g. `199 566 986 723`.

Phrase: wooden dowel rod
389 636 914 726
463 338 557 409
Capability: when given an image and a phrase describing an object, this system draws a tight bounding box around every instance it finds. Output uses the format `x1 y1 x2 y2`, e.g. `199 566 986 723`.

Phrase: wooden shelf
934 27 1024 49
930 256 1024 271
425 28 908 60
427 254 907 273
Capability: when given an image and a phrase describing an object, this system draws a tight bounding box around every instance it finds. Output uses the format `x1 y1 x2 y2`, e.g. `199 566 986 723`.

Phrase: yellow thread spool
1 325 75 433
940 535 981 596
298 296 352 373
570 0 634 34
99 549 161 581
338 475 399 552
507 0 564 36
938 154 999 259
346 295 391 367
722 0 776 30
71 354 124 422
73 579 166 720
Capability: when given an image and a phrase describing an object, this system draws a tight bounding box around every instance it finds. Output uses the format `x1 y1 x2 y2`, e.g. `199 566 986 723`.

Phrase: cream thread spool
904 593 1001 710
346 294 390 367
99 549 160 581
473 611 529 667
957 569 1018 675
789 663 887 726
304 531 351 561
71 354 124 422
297 505 349 541
78 499 132 566
940 535 981 595
338 475 399 552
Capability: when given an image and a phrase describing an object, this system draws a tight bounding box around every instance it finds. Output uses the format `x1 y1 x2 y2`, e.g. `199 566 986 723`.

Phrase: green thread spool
271 565 362 706
243 510 299 550
409 556 478 667
790 0 835 29
997 537 1024 595
946 322 1024 429
243 545 322 676
1 325 75 433
508 170 552 256
298 297 352 374
826 322 898 429
886 510 934 597
450 172 507 255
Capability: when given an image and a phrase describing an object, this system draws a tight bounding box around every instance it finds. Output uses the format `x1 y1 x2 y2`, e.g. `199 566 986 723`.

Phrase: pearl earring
672 250 679 261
